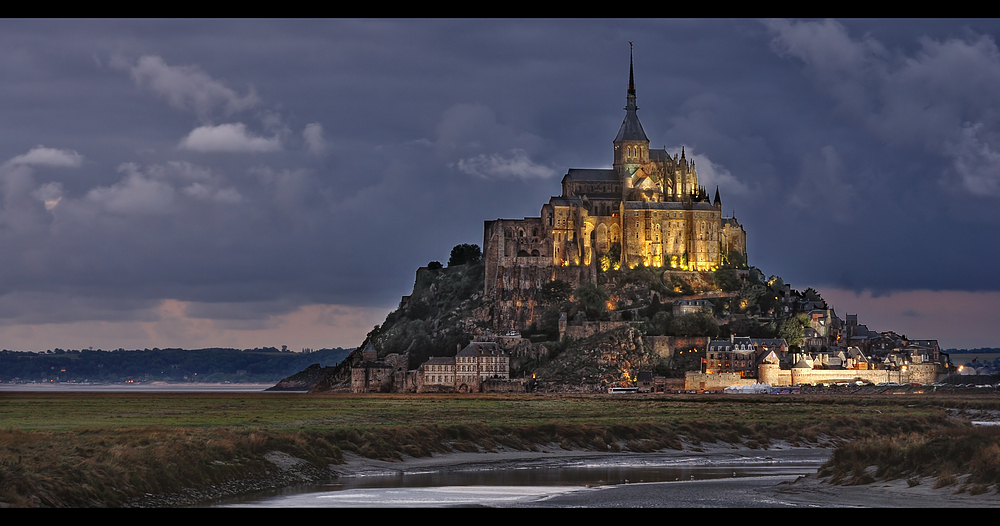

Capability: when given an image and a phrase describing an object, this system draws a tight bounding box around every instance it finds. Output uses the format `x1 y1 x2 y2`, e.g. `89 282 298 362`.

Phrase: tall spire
627 41 636 107
614 42 648 144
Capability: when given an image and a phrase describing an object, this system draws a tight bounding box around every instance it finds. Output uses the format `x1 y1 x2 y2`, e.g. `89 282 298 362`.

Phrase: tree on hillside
778 314 809 348
724 249 747 269
713 268 742 292
667 312 719 338
574 281 609 320
737 282 764 310
448 244 482 267
540 279 573 305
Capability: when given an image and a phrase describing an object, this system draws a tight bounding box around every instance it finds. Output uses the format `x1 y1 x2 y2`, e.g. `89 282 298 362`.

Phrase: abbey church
484 50 747 330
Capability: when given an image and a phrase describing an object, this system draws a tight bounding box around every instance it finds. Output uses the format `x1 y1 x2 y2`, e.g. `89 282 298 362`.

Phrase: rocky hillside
274 244 808 393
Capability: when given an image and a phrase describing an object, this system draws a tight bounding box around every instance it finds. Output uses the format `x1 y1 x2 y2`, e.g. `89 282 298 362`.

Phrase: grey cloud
5 146 84 168
667 148 752 197
456 149 557 179
435 103 547 160
767 19 1000 197
178 123 282 153
4 19 1000 347
85 164 177 216
788 145 856 224
0 291 160 325
947 122 1000 196
127 55 260 121
31 182 64 211
303 123 328 155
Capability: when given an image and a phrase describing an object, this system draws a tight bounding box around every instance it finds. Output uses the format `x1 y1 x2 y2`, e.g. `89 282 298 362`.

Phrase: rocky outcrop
267 363 330 391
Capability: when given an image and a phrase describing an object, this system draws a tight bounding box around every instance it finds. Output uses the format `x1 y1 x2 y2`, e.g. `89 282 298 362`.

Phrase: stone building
484 48 747 330
350 343 408 393
704 336 788 379
416 341 515 393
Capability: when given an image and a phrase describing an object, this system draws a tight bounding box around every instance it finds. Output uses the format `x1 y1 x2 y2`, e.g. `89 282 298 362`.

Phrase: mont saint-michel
292 51 953 396
7 22 1000 509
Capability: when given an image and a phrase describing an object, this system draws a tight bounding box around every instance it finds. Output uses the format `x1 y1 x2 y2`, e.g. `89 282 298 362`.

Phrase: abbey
484 50 747 330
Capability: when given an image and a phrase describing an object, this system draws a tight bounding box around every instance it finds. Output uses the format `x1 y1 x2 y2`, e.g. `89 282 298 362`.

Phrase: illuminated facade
484 50 747 329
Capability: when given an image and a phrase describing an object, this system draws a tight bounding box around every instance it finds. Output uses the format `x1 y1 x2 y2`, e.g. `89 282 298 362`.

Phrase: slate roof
565 168 619 181
649 148 671 161
457 341 505 357
615 109 648 143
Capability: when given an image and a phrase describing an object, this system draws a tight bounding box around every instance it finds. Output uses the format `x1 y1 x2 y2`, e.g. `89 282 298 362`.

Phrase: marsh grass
0 392 980 507
820 425 1000 492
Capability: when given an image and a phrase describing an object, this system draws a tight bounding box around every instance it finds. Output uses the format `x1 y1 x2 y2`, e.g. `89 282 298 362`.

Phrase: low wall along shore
686 363 942 390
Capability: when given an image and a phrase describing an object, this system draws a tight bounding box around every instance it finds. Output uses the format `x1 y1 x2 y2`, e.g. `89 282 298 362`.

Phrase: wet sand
313 441 1000 508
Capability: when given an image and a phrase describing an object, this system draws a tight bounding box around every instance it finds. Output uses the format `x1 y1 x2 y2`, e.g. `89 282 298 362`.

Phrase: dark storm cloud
0 19 998 340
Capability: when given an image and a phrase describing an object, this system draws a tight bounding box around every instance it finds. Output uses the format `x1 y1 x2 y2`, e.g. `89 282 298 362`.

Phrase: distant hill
0 347 353 384
944 348 1000 354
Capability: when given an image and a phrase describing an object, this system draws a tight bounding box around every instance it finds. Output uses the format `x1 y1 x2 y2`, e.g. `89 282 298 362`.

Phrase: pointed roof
615 45 648 143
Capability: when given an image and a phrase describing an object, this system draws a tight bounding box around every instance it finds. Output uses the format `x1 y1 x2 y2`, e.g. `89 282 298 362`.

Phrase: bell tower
613 42 650 180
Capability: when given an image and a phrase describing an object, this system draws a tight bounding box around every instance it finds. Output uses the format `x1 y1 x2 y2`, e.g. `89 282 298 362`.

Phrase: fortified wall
685 362 944 390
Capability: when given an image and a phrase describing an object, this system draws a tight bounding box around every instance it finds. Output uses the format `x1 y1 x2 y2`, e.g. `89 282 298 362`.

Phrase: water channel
218 451 829 507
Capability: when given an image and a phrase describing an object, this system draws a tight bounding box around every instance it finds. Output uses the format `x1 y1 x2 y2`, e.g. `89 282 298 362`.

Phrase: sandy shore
765 471 1000 508
314 441 1000 508
327 440 828 479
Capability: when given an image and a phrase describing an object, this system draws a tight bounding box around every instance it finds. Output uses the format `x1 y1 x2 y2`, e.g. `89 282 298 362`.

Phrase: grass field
0 391 995 507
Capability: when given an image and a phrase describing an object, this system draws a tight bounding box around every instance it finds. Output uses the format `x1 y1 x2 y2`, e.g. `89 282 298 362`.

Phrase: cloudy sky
2 19 999 351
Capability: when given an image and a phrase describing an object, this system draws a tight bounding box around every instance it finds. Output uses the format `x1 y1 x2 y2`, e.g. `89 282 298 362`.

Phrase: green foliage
574 281 609 320
777 314 809 348
447 244 482 267
666 274 695 295
370 260 485 367
724 249 747 269
713 268 742 292
600 243 621 270
427 261 443 270
649 311 673 336
737 282 764 310
617 266 669 295
666 313 719 338
537 307 564 341
540 279 573 305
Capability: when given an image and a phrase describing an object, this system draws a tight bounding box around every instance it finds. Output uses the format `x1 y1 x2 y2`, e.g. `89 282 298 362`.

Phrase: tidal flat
1 391 998 507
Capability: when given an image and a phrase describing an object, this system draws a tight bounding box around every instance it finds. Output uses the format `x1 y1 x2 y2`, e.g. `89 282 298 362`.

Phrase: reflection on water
220 453 827 508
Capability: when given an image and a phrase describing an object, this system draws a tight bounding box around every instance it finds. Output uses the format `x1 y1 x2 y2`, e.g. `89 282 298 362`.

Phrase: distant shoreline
0 382 277 392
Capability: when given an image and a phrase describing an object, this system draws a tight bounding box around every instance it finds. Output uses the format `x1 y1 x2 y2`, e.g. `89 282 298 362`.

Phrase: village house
415 342 516 393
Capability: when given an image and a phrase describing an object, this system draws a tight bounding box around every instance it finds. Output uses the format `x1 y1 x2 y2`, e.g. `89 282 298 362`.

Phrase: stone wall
350 364 395 393
757 363 946 387
684 372 757 391
482 378 527 393
690 363 948 391
563 320 630 340
393 370 418 393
